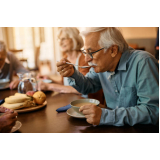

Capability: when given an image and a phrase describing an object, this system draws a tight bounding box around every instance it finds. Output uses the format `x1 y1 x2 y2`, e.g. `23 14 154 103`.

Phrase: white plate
0 84 10 90
67 107 86 119
0 79 10 84
11 121 22 133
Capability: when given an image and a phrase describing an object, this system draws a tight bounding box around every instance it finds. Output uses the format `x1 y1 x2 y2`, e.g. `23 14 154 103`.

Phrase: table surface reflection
0 89 159 133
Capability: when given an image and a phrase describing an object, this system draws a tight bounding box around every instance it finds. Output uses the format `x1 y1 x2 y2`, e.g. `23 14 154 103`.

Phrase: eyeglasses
81 47 106 59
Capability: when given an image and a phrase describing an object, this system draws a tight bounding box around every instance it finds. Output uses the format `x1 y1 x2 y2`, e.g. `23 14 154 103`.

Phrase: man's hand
9 79 20 90
79 105 102 125
0 108 18 133
57 58 74 77
0 106 14 113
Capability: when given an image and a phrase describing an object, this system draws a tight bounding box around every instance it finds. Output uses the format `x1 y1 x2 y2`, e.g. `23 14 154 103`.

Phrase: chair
129 43 138 49
34 46 40 70
39 60 52 75
128 43 145 51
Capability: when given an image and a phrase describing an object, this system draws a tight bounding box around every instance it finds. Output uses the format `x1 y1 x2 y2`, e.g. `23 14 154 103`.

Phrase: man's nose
85 54 92 62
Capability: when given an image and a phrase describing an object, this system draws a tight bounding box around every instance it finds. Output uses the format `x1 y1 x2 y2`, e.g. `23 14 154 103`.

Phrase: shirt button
115 90 118 92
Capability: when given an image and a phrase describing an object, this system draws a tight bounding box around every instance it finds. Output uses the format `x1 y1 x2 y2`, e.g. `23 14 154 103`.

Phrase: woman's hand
57 58 74 77
9 79 20 90
37 80 49 91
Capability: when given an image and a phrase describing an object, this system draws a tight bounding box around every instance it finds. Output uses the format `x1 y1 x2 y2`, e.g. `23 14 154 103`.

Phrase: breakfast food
3 102 27 110
74 102 97 107
26 91 36 97
2 93 36 110
33 91 46 105
1 91 46 110
15 93 27 97
5 95 32 104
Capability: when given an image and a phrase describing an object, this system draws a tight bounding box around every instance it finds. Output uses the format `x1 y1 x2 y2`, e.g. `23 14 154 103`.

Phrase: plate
16 101 47 113
67 107 86 119
11 121 22 133
0 79 10 84
0 84 10 90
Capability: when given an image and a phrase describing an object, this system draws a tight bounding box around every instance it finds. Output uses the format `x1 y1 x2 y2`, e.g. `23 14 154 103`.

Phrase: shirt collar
117 47 134 71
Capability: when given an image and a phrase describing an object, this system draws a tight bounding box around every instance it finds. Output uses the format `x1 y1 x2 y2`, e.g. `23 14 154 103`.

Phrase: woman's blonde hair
57 27 84 50
81 27 128 53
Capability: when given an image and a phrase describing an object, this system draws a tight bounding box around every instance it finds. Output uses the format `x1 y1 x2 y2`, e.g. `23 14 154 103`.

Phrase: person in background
155 28 159 61
0 41 28 89
37 27 104 103
57 27 159 126
0 106 18 133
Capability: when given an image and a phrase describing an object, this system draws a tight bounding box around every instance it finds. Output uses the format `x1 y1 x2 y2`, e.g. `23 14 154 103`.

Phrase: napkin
0 99 4 105
56 104 71 113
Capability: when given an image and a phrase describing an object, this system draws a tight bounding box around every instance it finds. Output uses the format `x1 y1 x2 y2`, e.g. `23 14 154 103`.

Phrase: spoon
65 62 90 68
57 61 91 69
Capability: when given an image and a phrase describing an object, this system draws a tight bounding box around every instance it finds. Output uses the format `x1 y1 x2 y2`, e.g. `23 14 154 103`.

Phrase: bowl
70 99 100 115
0 79 10 89
42 79 52 83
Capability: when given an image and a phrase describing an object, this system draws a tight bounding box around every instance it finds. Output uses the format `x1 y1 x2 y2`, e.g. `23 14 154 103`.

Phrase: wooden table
0 89 159 133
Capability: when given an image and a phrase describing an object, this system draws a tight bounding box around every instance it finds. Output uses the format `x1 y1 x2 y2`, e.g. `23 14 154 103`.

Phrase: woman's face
58 32 73 52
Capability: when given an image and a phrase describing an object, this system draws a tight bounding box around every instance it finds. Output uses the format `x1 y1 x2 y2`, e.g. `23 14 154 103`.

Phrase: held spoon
57 61 90 69
65 62 90 68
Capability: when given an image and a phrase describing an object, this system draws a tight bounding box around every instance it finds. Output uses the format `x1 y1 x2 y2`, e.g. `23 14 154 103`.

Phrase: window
13 27 35 68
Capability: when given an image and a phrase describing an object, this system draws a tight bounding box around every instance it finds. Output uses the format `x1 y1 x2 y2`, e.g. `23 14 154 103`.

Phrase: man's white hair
57 27 84 50
81 27 128 53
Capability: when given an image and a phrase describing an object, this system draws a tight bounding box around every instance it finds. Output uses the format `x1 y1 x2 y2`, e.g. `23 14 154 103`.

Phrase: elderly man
0 106 18 133
57 27 159 126
0 41 28 89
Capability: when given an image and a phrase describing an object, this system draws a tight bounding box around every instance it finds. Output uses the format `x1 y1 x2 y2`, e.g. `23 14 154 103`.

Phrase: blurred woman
0 41 28 90
37 27 104 103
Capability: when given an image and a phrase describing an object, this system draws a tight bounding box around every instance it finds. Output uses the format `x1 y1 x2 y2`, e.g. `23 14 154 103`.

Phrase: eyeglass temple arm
92 47 105 54
81 47 106 55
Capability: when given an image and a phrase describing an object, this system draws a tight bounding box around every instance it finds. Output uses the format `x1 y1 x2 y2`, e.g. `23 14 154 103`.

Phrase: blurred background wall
120 27 158 55
0 27 158 75
0 27 60 75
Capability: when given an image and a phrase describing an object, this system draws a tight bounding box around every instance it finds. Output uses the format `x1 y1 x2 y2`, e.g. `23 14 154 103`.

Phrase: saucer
67 108 86 119
11 121 22 133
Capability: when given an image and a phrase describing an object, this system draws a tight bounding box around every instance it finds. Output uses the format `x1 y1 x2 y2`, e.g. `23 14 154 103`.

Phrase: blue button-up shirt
68 48 159 126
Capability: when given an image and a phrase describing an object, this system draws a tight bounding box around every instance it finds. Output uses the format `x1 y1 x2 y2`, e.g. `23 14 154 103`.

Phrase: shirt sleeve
68 67 102 94
100 57 159 126
11 53 29 74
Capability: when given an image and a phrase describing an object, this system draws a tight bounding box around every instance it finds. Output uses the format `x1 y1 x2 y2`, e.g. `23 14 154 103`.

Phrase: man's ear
111 45 118 57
